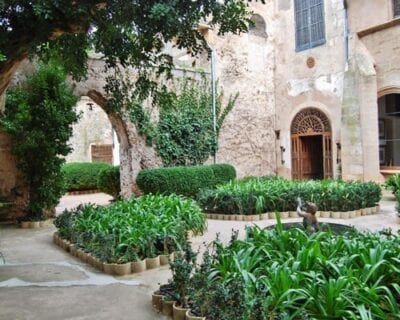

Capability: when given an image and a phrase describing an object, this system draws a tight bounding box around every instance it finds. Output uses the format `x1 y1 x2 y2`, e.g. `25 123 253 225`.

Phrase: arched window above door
291 107 331 135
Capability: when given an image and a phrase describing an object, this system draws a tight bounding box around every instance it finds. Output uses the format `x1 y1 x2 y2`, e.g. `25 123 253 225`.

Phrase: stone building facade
206 0 400 182
1 0 399 219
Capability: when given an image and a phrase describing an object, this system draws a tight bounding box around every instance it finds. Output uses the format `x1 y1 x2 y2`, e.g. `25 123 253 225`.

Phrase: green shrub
384 173 400 194
396 192 400 217
187 224 400 319
54 194 207 263
198 178 381 214
97 166 120 199
62 162 111 191
1 62 79 220
136 164 236 197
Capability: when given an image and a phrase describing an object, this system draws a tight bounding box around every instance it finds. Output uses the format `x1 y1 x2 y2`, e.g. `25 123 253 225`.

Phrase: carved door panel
323 134 333 178
291 136 301 179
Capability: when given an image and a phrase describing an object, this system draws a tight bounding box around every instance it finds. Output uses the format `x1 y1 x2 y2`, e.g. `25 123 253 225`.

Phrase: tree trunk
0 55 28 98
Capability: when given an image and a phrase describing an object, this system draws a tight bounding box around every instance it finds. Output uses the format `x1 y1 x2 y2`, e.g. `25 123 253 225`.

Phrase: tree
1 62 79 220
0 0 263 100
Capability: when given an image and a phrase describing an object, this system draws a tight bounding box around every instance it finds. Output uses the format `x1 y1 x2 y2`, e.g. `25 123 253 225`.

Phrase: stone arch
249 14 268 38
291 108 333 180
85 90 135 197
378 86 400 98
291 107 331 135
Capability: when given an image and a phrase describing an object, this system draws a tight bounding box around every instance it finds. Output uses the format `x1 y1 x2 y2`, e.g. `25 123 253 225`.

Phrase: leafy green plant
396 192 400 218
185 224 400 319
198 178 381 215
136 163 236 197
62 162 112 191
1 62 79 220
54 194 207 263
97 165 121 199
384 174 400 194
155 79 237 166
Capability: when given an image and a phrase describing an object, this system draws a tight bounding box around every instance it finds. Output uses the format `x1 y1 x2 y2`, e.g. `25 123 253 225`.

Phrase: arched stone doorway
291 108 332 180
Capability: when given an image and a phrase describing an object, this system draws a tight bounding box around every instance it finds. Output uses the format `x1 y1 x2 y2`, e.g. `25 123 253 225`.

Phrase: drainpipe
210 46 217 164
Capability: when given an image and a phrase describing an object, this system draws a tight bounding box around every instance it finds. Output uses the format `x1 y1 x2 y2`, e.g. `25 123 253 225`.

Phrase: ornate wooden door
291 108 332 180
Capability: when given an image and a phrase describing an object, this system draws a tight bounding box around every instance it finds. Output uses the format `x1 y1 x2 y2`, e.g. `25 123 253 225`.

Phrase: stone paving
0 192 399 320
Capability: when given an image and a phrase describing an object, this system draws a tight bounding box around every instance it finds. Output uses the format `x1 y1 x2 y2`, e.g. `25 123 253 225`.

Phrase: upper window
394 0 400 17
294 0 326 52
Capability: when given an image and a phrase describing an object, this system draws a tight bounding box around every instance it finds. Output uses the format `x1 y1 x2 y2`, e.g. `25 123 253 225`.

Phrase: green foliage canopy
0 0 264 97
1 63 79 219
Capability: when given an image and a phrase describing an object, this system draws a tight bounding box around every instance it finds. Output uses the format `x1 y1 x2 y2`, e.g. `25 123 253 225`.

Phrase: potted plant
170 242 197 320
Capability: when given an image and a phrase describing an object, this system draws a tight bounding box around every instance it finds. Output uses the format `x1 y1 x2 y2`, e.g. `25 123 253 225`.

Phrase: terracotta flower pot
103 263 115 275
259 213 269 220
93 257 104 271
375 205 380 213
340 211 350 219
152 291 164 312
162 299 175 316
30 221 41 229
173 302 189 320
160 253 173 266
355 209 361 217
131 259 146 273
349 210 356 218
77 249 87 262
186 310 206 320
70 245 78 257
243 215 252 222
289 211 298 218
280 212 289 219
361 208 367 216
21 221 31 229
235 214 244 221
331 211 341 219
146 256 160 269
223 214 231 220
39 220 49 228
86 254 96 267
268 212 276 219
320 211 331 218
251 214 260 221
113 262 132 276
53 232 59 244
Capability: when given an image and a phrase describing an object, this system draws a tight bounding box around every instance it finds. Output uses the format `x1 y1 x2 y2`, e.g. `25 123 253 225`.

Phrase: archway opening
291 108 332 180
66 96 120 166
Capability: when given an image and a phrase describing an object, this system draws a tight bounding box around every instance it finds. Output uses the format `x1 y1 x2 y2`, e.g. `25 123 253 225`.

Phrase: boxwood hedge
136 164 236 197
62 162 112 191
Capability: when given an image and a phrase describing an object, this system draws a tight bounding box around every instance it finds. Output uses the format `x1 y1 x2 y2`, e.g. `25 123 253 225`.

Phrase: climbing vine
106 71 237 167
156 79 237 166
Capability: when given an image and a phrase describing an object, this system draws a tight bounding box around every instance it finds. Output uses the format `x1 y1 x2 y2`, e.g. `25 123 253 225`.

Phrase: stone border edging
205 205 381 221
53 232 176 276
20 219 52 229
66 189 99 195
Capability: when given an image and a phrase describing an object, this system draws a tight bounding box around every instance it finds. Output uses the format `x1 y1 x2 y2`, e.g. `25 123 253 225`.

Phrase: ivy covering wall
126 77 237 166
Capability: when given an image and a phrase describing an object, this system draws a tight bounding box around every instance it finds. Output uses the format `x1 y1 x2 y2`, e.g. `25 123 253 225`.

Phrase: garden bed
20 219 52 229
198 178 381 215
53 194 206 275
155 220 400 319
205 205 381 221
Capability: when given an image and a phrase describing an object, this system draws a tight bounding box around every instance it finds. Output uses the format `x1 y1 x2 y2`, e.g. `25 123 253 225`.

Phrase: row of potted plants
53 194 207 274
198 178 381 215
205 205 381 221
154 219 400 319
54 232 178 275
20 219 52 229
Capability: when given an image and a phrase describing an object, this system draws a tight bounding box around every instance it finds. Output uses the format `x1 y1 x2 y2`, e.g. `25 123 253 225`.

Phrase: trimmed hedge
198 177 382 215
62 162 112 191
136 164 236 197
97 166 121 199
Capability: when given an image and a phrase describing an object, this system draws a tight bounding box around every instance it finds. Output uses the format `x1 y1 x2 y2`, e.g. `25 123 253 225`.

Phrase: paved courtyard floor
0 192 399 320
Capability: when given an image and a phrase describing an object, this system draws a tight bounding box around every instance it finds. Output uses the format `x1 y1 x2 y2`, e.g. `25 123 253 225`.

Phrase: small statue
297 197 319 232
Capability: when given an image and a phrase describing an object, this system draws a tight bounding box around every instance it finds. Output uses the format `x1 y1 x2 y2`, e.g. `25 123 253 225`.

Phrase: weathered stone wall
65 96 113 163
205 1 277 178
